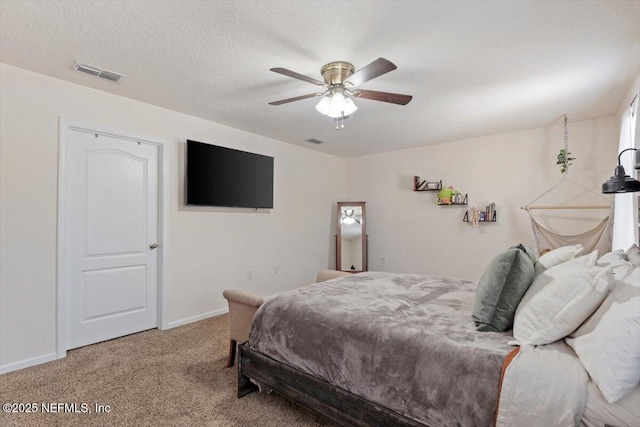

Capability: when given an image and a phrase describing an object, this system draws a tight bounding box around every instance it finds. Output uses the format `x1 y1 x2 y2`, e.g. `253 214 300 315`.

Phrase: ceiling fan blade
270 68 325 86
346 58 397 87
269 92 323 105
355 89 412 105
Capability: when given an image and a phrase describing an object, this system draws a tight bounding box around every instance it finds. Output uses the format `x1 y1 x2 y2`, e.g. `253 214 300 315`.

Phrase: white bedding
497 341 640 426
497 341 588 427
581 381 640 427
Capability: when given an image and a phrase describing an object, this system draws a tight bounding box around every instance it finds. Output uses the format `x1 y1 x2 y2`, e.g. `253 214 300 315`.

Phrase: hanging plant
556 148 575 174
556 114 576 175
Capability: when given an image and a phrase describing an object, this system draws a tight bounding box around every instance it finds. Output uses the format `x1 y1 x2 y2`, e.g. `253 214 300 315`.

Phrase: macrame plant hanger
521 114 613 254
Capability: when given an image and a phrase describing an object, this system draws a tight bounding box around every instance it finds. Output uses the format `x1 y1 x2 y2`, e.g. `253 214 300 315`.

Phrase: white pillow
513 253 613 345
626 244 640 267
534 244 584 276
565 269 640 403
623 265 640 288
597 250 632 281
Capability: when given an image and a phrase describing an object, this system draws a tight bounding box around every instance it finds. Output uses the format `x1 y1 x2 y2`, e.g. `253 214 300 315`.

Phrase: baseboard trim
0 352 58 375
166 307 228 329
1 309 230 374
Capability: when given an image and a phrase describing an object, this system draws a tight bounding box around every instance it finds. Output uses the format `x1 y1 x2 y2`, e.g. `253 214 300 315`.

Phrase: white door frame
56 118 169 359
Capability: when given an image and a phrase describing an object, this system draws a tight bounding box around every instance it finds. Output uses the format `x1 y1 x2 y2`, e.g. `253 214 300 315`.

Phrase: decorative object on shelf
413 176 442 191
437 186 457 204
469 206 480 228
437 186 467 205
556 115 576 175
464 203 497 225
417 178 428 191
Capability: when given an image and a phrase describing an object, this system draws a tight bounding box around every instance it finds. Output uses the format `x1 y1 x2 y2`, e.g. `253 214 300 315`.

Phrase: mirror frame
336 201 367 272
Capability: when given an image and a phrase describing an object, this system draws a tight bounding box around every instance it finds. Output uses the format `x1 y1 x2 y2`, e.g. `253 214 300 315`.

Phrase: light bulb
315 96 331 115
327 92 346 118
316 91 358 119
343 98 358 116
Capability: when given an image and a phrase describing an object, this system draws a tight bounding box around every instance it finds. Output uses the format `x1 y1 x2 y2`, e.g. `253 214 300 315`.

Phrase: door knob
149 243 158 249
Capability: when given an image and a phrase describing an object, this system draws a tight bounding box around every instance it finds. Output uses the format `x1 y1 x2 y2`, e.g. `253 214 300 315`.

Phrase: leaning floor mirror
336 201 367 272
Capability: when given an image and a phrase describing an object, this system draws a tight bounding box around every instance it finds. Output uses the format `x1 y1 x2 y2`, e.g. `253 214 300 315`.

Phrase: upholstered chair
316 269 352 282
222 289 264 368
222 271 351 367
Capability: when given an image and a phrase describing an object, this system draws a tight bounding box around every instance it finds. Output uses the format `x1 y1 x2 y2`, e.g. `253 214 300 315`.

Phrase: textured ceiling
1 1 639 157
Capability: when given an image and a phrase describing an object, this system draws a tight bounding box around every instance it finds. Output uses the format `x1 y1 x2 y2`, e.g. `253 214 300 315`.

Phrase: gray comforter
248 272 514 426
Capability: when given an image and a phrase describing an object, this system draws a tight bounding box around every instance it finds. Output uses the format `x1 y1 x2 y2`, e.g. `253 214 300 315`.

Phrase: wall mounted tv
185 140 274 208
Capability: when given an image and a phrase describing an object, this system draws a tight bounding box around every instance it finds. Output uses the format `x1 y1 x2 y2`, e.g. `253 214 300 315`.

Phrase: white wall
346 117 619 280
0 64 346 370
617 73 639 118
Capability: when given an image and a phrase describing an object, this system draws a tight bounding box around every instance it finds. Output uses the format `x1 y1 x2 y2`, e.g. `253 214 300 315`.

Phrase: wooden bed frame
238 343 424 427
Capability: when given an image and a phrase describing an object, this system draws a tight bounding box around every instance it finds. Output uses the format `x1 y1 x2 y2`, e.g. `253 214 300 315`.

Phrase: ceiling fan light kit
315 89 358 118
269 58 412 129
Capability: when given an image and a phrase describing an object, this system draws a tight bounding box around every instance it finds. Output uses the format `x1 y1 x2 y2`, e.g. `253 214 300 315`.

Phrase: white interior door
64 128 159 350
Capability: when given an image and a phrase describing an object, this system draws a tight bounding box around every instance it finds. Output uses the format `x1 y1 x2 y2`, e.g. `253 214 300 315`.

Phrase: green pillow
472 244 536 332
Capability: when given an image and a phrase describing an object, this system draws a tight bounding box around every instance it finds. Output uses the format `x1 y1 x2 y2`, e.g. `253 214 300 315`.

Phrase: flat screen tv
185 140 274 208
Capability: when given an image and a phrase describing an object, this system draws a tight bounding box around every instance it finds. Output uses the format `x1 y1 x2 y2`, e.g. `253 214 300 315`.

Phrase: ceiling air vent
306 138 324 144
74 62 125 83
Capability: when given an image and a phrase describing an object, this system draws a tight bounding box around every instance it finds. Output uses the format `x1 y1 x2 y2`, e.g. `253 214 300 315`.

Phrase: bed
238 265 640 426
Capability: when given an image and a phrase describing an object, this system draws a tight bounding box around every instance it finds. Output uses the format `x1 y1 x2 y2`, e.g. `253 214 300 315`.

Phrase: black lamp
602 148 640 193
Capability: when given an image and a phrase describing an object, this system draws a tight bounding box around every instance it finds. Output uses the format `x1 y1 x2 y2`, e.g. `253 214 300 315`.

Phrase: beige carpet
0 315 334 427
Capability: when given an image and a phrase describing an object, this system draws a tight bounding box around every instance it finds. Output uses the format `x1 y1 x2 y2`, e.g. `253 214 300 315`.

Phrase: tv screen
185 140 274 208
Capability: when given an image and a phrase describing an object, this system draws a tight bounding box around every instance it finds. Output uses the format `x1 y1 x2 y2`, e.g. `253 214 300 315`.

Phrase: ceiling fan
269 58 412 127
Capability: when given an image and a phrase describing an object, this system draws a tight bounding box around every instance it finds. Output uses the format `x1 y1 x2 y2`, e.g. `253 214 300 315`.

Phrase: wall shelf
413 177 442 192
437 193 468 205
412 176 469 206
463 203 497 223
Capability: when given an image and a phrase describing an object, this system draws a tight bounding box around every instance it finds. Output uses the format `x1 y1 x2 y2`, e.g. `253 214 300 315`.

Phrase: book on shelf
417 180 427 191
414 176 420 191
483 202 496 221
426 181 441 190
